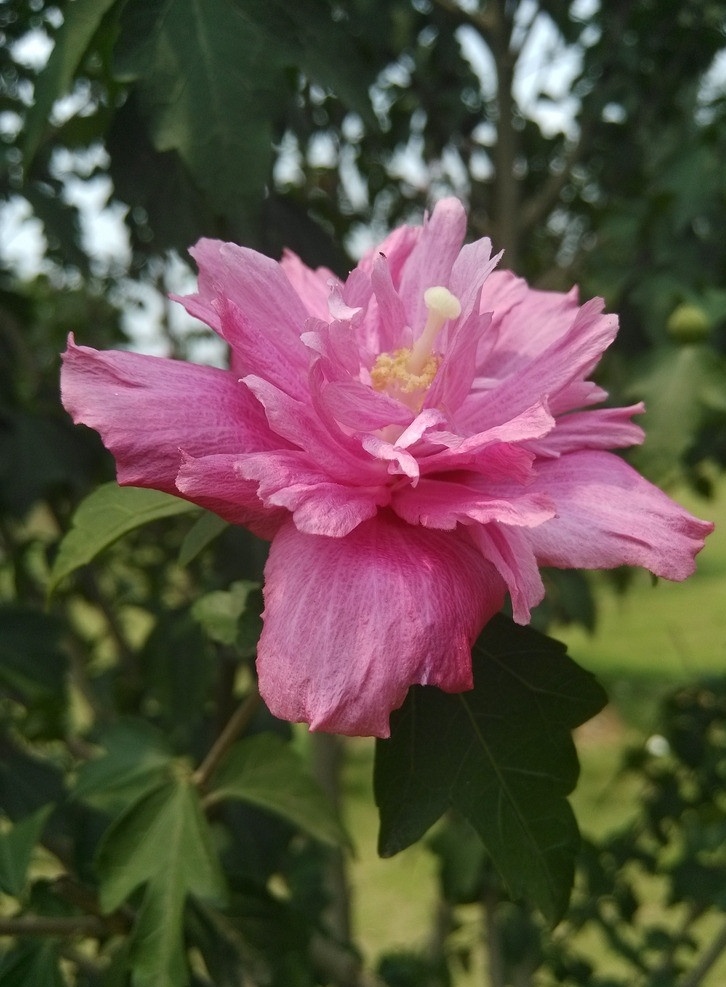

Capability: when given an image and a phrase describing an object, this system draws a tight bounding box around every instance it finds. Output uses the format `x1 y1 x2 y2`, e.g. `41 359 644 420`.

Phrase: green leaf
22 0 120 167
97 776 226 987
191 580 259 647
138 611 215 734
48 483 197 594
178 511 228 567
628 344 726 483
74 720 174 813
0 940 65 987
207 734 349 848
114 0 277 227
0 805 53 896
374 615 607 923
113 0 378 235
0 607 66 735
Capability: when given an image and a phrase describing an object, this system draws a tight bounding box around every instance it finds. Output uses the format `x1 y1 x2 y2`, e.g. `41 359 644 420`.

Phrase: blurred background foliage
1 0 726 984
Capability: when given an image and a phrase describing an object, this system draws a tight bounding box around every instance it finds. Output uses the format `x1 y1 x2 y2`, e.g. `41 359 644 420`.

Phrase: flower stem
192 686 262 790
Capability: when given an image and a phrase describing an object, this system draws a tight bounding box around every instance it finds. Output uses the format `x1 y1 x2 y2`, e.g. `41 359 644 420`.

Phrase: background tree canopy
1 2 726 986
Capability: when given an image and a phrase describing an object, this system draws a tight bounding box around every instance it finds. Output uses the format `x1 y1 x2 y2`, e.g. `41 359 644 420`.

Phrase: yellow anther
369 285 460 408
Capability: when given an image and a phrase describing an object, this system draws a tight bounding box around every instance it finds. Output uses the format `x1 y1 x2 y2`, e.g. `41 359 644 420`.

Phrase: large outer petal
257 512 506 737
60 336 285 536
525 451 714 579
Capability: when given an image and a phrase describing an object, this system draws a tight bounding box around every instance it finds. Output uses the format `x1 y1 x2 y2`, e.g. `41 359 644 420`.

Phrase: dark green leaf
374 615 607 922
0 735 64 821
0 607 66 710
97 776 226 987
207 733 349 847
427 813 487 905
0 941 65 987
138 610 215 734
114 0 278 228
48 483 196 594
22 0 120 166
186 899 270 987
0 805 53 896
113 0 378 238
74 720 174 813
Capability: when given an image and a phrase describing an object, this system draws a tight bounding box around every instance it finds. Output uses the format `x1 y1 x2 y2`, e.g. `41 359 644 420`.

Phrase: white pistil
407 286 462 374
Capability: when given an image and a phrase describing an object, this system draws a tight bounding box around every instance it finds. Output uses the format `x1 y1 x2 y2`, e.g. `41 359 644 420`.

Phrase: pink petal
242 373 382 485
459 298 617 432
418 402 555 474
174 239 309 352
392 474 555 530
359 223 421 286
426 308 492 413
361 435 420 481
319 378 413 431
279 249 334 320
398 198 468 332
482 274 581 374
370 255 409 353
448 237 500 322
525 451 714 579
235 450 386 537
257 513 506 737
527 404 646 457
468 524 545 624
61 335 278 493
302 319 362 377
216 298 308 400
175 453 287 538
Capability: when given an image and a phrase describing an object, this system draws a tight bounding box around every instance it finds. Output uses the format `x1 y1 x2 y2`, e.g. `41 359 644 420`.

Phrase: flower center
370 286 461 408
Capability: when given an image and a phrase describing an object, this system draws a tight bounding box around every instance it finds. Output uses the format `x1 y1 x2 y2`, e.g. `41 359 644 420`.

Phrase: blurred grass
343 485 725 982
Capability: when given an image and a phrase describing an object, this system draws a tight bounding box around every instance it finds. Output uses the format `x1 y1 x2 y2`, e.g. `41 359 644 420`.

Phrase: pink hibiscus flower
61 198 713 737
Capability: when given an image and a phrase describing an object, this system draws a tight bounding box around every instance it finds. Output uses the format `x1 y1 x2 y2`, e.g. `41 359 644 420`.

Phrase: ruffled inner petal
279 249 334 321
173 239 310 353
236 449 386 537
391 474 555 530
176 453 287 538
257 513 506 737
468 523 546 624
458 298 618 432
526 404 645 458
216 297 309 400
398 198 468 333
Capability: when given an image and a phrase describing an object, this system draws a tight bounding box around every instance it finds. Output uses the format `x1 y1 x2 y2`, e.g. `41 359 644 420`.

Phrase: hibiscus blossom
61 198 713 737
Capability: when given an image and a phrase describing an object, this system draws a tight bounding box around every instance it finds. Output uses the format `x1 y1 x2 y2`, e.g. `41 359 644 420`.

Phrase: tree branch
680 917 726 987
518 129 590 236
193 686 262 790
0 915 110 938
431 0 497 42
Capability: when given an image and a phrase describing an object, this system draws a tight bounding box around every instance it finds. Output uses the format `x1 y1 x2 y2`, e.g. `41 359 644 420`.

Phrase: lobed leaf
374 615 607 923
207 733 350 848
73 720 174 813
96 775 226 987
